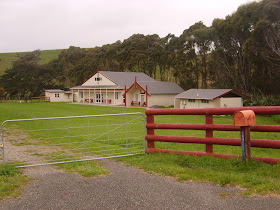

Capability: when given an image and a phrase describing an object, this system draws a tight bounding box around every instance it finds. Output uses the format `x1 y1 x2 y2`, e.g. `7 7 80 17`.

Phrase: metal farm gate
1 113 146 167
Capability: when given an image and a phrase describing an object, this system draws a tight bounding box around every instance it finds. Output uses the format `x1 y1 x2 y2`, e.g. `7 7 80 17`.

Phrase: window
95 77 102 81
188 99 195 102
181 100 186 105
55 93 60 98
123 96 125 104
135 94 139 101
81 92 83 98
201 100 209 103
115 92 119 100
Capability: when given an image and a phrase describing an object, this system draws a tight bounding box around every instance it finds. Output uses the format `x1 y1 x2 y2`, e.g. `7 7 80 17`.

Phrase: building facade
46 71 184 107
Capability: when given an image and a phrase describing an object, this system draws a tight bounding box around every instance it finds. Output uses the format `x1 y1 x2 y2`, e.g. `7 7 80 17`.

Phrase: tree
0 87 4 98
0 50 55 97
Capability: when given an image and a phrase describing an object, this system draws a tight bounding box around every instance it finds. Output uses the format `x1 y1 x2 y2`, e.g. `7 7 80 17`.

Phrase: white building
174 89 250 109
44 89 73 102
45 71 184 107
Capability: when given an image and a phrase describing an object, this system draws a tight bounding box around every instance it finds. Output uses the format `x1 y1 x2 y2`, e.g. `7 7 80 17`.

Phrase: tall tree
0 50 55 97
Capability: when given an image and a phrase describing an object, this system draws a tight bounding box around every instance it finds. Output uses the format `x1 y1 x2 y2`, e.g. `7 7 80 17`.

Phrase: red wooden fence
31 97 50 102
145 106 280 164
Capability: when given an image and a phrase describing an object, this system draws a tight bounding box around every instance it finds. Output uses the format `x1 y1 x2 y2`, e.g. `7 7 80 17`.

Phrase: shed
174 89 250 109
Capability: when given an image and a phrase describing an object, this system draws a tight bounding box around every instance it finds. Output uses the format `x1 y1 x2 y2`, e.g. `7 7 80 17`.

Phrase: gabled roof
174 89 250 100
71 85 122 90
99 71 155 88
72 71 184 95
137 81 184 95
45 89 65 93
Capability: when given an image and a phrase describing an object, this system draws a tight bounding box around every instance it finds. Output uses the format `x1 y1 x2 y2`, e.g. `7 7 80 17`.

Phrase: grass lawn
0 102 279 196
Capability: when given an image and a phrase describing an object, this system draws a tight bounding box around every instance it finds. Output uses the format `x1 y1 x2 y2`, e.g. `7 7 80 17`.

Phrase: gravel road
0 159 279 210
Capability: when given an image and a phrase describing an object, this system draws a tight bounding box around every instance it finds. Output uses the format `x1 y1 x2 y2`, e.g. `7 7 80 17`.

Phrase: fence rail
31 96 50 102
145 106 280 164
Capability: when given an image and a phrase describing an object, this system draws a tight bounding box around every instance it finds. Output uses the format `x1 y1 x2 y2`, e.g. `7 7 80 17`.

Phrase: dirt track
0 159 280 210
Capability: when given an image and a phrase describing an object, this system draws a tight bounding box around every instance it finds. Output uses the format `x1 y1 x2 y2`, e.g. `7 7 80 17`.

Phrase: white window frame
115 92 119 100
95 93 104 103
95 77 102 81
55 93 60 98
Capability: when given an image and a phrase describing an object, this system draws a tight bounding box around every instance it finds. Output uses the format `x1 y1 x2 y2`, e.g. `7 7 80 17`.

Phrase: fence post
146 114 155 149
240 126 251 161
1 122 5 166
206 114 213 154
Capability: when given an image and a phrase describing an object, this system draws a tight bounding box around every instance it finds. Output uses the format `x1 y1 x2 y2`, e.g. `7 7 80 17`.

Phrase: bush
244 94 280 106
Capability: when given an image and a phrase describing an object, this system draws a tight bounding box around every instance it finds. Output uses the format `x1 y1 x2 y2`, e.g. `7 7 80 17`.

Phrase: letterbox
233 110 256 126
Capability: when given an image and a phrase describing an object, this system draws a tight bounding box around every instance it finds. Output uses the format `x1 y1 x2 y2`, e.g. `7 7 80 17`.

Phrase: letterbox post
240 126 251 161
233 110 256 162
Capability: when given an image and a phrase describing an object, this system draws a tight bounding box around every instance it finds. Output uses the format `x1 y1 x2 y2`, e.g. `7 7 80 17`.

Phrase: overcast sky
0 0 254 53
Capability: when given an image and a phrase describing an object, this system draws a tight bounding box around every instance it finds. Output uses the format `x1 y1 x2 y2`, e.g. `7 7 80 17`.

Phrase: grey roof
175 89 235 100
138 81 184 95
70 71 184 95
70 85 123 90
99 71 155 88
44 89 65 93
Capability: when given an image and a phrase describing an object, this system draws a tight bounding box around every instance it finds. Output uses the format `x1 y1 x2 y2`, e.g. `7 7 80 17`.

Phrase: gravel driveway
0 159 279 210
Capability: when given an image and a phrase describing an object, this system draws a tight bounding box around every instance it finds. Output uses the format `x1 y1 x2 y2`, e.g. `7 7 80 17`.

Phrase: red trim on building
125 85 127 106
212 89 251 100
125 81 151 96
146 85 148 107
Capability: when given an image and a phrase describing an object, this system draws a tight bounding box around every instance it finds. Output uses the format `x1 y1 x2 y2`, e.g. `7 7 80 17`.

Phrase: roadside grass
47 152 110 177
0 165 29 200
56 161 110 177
0 103 279 195
119 153 280 196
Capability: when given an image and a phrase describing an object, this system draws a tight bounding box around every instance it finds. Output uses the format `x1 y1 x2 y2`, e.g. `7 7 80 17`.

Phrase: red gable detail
212 90 251 100
123 81 151 96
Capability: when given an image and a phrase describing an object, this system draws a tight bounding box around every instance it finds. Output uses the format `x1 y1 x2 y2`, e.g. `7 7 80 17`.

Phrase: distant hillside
0 49 64 75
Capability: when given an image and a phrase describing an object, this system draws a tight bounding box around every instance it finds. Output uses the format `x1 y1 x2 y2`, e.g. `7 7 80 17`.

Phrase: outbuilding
174 89 250 109
44 89 73 102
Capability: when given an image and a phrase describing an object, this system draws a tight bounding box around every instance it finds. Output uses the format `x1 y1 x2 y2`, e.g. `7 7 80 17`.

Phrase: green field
0 102 279 196
0 49 63 76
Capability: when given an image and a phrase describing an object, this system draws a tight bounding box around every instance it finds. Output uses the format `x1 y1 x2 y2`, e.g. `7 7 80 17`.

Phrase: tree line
0 0 279 105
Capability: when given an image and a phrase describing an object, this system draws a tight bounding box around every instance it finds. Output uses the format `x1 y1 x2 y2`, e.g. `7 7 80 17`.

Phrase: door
141 95 145 106
96 93 101 103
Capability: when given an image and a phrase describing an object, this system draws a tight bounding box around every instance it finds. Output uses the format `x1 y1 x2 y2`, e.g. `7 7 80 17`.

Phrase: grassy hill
0 49 64 76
